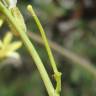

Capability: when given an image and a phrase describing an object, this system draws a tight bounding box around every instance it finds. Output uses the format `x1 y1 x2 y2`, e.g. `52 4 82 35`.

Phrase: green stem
27 5 58 73
27 5 62 94
0 2 56 96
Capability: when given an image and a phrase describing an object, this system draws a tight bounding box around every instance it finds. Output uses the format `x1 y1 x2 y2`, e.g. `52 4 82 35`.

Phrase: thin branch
28 32 96 78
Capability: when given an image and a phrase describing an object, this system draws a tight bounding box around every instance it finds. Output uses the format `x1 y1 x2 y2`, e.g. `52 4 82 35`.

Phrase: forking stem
27 5 62 95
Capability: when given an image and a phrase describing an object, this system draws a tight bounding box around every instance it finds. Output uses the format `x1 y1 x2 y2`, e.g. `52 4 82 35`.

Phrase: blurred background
0 0 96 96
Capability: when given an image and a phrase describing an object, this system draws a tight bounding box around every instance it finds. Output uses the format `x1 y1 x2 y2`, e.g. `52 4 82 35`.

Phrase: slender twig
28 32 96 78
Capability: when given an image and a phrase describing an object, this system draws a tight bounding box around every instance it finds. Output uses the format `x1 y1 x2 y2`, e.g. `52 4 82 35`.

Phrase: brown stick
28 32 96 78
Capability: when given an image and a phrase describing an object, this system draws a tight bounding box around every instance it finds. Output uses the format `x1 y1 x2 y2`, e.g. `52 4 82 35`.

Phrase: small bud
10 7 27 36
2 0 17 9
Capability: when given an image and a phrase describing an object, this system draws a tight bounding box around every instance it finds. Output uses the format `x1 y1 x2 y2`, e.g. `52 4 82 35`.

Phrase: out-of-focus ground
0 0 96 96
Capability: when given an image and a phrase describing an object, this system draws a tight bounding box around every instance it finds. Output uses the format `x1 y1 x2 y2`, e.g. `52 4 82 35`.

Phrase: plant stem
28 32 96 78
27 5 58 73
0 2 57 96
27 5 62 94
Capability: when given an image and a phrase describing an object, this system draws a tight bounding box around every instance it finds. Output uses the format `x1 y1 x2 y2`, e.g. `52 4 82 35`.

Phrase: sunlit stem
0 2 57 96
27 5 62 94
